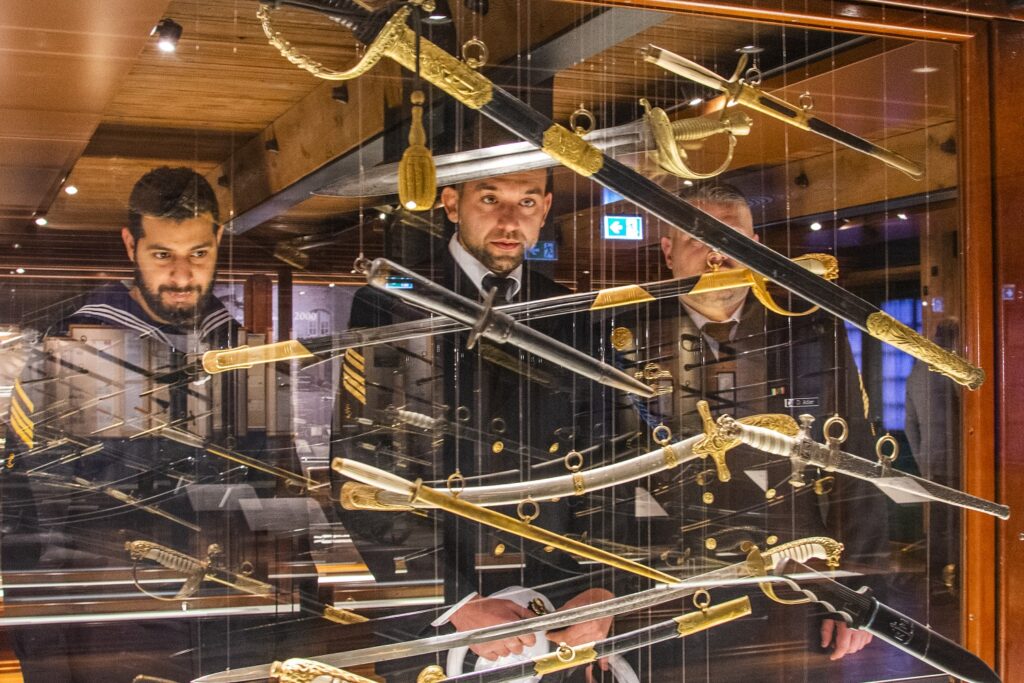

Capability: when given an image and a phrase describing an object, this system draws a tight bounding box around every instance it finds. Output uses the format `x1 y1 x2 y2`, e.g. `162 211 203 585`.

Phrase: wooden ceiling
0 0 962 283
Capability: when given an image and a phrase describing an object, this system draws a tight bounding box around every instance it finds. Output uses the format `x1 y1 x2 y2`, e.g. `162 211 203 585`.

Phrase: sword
718 412 1010 519
259 0 983 390
763 556 1000 683
126 540 275 599
363 257 654 397
641 45 925 179
341 404 799 510
192 536 841 682
317 111 753 198
199 254 835 375
273 595 751 683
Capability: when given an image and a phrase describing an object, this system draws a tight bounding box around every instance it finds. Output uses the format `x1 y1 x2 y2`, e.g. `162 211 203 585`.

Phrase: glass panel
0 2 972 682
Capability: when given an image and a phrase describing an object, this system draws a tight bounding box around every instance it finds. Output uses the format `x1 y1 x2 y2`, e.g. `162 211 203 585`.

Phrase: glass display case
0 0 1004 681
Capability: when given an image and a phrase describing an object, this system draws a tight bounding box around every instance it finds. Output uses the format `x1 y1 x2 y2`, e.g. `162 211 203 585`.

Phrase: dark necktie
700 320 739 409
481 273 515 302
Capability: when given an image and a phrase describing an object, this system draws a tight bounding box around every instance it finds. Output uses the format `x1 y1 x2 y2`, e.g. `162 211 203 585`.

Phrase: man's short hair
127 167 220 240
678 181 750 208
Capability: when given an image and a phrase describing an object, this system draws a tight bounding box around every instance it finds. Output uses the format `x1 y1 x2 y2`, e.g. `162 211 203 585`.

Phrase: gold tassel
398 90 437 211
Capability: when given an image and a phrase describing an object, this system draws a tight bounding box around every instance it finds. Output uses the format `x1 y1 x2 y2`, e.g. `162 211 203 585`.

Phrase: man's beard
134 268 215 327
460 232 523 275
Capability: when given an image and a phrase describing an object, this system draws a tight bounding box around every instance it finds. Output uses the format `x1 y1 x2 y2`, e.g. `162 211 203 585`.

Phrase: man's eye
192 250 209 259
153 252 170 260
481 195 497 204
521 198 536 208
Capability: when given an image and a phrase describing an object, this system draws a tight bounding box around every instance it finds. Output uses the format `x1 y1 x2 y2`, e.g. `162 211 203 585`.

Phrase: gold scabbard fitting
324 604 369 624
417 665 448 683
674 594 752 636
866 311 984 389
201 340 315 374
542 126 603 176
534 643 598 675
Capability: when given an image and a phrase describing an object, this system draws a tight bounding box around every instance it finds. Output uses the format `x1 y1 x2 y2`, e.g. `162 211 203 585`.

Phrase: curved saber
200 254 834 375
642 45 924 180
261 0 983 390
340 409 798 510
719 415 1010 519
192 536 841 683
317 112 752 198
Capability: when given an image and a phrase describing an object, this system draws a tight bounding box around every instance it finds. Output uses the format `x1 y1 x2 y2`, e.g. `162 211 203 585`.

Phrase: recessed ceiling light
328 283 336 288
34 217 47 226
64 185 78 196
913 66 938 74
897 212 909 220
683 180 694 187
810 222 822 232
15 268 25 275
152 18 183 53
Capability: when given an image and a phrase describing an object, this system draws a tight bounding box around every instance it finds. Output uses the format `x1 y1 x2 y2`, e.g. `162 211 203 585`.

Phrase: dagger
199 254 835 376
191 536 840 682
363 257 654 397
767 557 1000 683
258 0 983 390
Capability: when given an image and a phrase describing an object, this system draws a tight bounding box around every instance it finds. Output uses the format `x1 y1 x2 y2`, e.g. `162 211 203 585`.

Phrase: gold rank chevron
342 350 367 405
9 379 34 448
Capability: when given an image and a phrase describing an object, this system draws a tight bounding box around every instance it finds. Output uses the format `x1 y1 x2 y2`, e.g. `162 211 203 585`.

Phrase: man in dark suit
614 182 890 680
334 170 613 680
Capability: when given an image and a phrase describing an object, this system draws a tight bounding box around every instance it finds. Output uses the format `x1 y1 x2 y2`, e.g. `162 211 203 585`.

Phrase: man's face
659 200 757 318
441 170 552 275
121 213 221 325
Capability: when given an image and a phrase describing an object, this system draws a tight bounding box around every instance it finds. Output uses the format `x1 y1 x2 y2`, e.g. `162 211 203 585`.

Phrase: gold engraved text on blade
866 311 984 389
533 643 598 675
591 285 655 310
674 595 752 636
542 126 604 177
386 24 492 109
270 658 376 683
340 482 413 511
324 605 369 624
417 665 448 683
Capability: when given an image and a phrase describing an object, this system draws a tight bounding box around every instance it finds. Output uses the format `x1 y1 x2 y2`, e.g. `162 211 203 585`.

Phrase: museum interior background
1 0 1023 680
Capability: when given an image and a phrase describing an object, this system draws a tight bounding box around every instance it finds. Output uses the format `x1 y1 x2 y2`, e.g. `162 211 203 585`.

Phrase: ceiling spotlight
152 18 183 53
64 185 78 196
423 0 453 24
15 268 25 275
896 212 909 220
683 180 694 187
34 216 48 226
810 222 822 232
912 66 938 74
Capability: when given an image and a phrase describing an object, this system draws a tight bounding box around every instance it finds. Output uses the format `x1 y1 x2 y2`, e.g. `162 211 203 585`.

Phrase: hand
821 618 872 660
546 588 615 683
449 596 536 660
